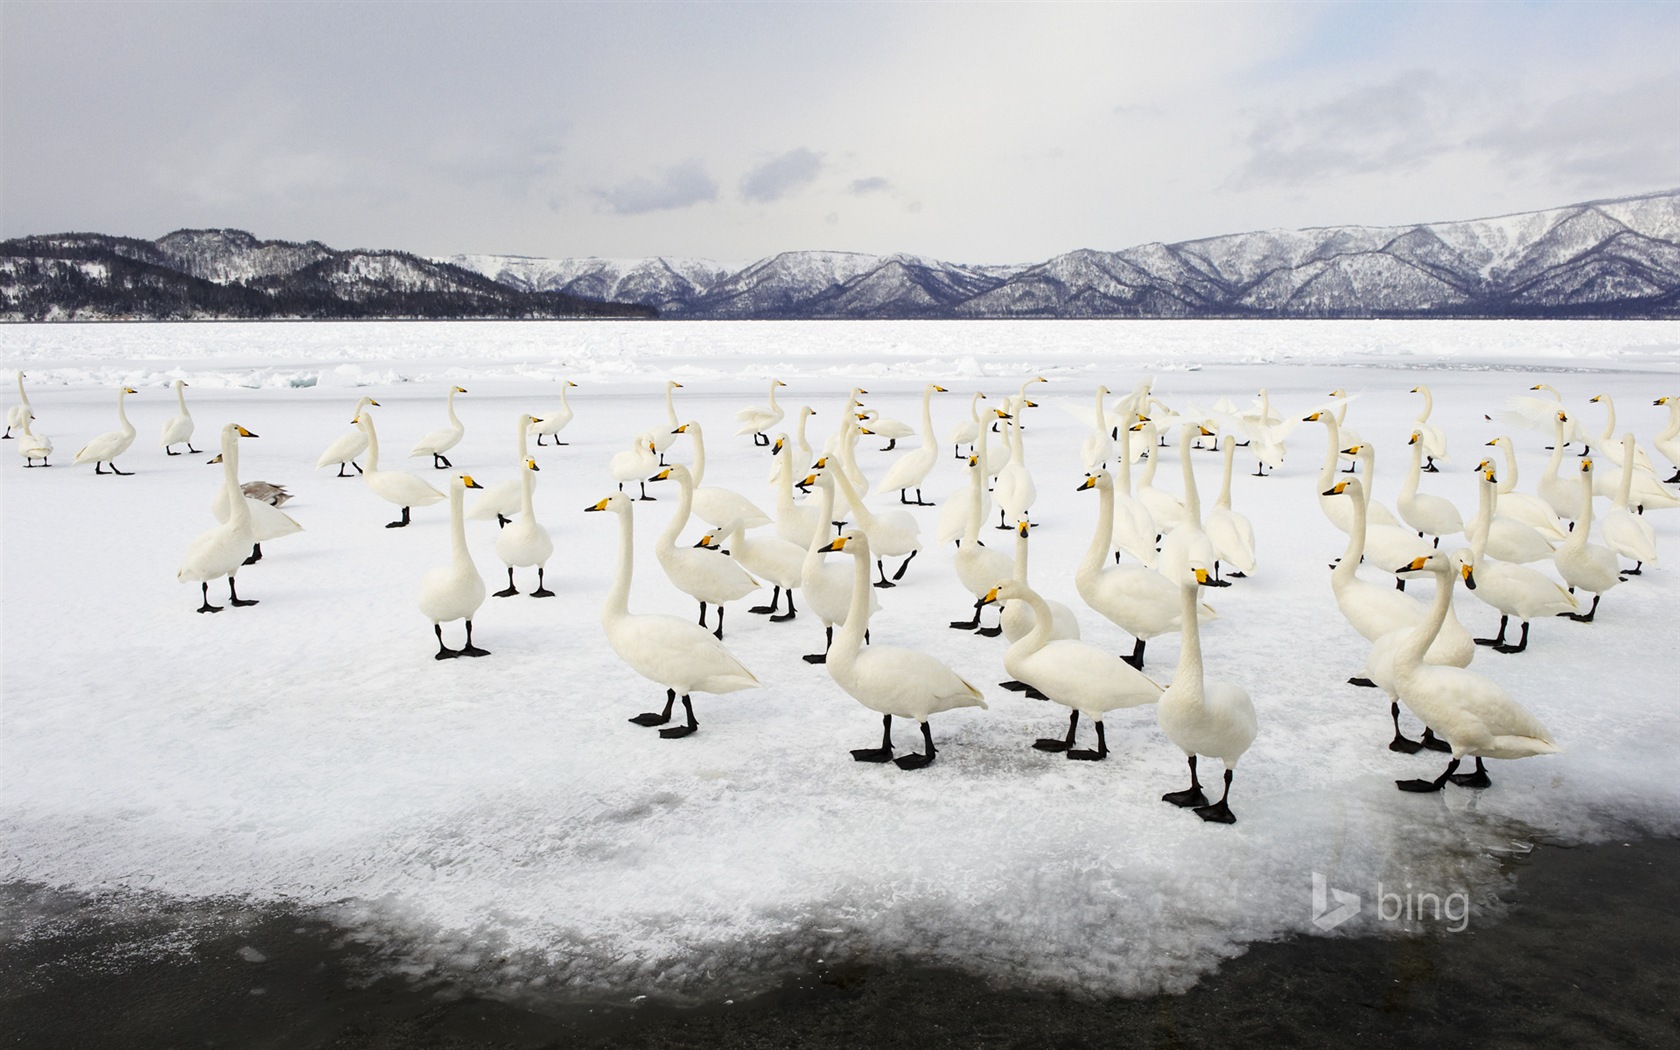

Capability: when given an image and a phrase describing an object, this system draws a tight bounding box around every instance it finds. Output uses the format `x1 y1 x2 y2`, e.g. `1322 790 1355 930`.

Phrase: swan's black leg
95 461 108 474
531 567 555 598
351 460 362 474
713 605 725 641
433 453 453 469
754 432 768 447
852 714 894 762
336 462 351 477
1420 727 1451 752
1475 614 1509 647
459 620 490 657
227 578 257 608
196 582 223 614
881 439 897 452
433 623 458 659
187 443 201 454
975 604 1003 637
996 509 1010 530
698 601 709 628
496 514 510 529
751 585 780 615
1668 468 1680 484
495 567 520 597
1163 754 1208 808
1069 720 1110 761
1398 757 1460 793
1494 620 1530 654
894 721 936 769
873 559 896 588
166 446 181 456
243 543 263 566
631 689 676 726
1389 702 1423 753
659 695 699 738
1448 756 1492 788
638 481 655 501
892 550 918 580
386 506 412 528
1564 594 1602 623
110 461 132 475
1034 710 1077 752
769 588 797 622
802 625 832 664
949 599 983 631
1625 561 1643 576
1123 637 1146 670
1193 769 1237 823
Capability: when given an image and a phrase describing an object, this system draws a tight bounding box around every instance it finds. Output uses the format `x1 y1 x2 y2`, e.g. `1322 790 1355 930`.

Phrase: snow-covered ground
3 319 1678 1002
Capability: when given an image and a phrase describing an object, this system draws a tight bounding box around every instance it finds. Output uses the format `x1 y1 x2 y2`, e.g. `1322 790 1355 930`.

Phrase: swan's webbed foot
386 507 413 528
630 690 676 727
1348 676 1377 688
1067 722 1108 761
494 567 519 597
892 551 918 580
1389 733 1424 754
1398 758 1460 793
227 580 257 608
1563 594 1602 622
110 463 132 475
1162 786 1208 808
432 624 459 660
1420 728 1452 753
196 583 223 614
1493 622 1530 654
802 653 827 664
1033 738 1071 752
1123 638 1146 670
853 715 894 761
975 625 1003 638
893 722 936 769
749 585 780 615
495 514 510 528
873 559 896 588
432 453 453 469
530 568 555 598
949 601 983 630
999 680 1034 692
1194 798 1236 823
1448 757 1492 789
769 590 797 622
457 622 490 658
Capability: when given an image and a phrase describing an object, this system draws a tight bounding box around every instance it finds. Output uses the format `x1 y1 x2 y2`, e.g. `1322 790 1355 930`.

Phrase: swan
1323 476 1473 752
819 529 987 769
585 491 760 737
210 451 302 565
419 473 490 658
1587 395 1656 475
1132 422 1187 530
948 456 1014 635
703 515 803 621
492 459 555 598
875 383 946 505
650 381 683 462
1157 562 1258 823
1462 467 1577 653
530 380 578 445
735 378 786 446
1655 396 1680 483
999 519 1082 644
1157 424 1227 588
1309 413 1400 532
826 454 920 587
947 391 986 459
73 386 138 475
1108 416 1160 567
1480 436 1568 537
857 407 914 452
610 432 660 500
1397 429 1465 545
797 470 877 663
992 395 1039 530
671 419 772 528
16 413 52 467
936 409 996 547
1463 458 1559 564
1079 385 1115 470
648 464 761 639
1239 388 1297 475
317 397 381 476
177 424 261 613
1204 434 1257 580
355 412 445 527
159 379 199 454
1537 412 1588 521
468 413 539 527
983 579 1157 759
1551 458 1626 621
1409 384 1448 471
1327 390 1364 471
1076 469 1213 669
1391 552 1559 793
1505 383 1588 449
4 371 30 439
410 385 467 469
772 435 825 548
1340 444 1432 574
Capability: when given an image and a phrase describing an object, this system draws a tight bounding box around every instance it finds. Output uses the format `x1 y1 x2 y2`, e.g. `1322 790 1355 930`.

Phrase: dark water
4 838 1678 1049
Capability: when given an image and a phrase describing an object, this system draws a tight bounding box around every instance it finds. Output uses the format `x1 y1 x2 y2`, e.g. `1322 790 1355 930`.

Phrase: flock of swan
10 370 1679 825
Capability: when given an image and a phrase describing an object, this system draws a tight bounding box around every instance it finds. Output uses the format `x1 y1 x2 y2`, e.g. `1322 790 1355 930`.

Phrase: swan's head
1303 411 1322 422
1579 458 1593 474
819 529 868 557
774 380 787 388
234 425 257 438
1589 394 1603 403
672 422 691 434
859 427 876 436
567 381 579 388
1657 397 1671 406
1395 552 1451 577
668 380 683 390
649 463 690 485
967 455 980 468
1407 430 1423 445
519 413 536 427
584 492 629 514
459 474 483 489
929 383 948 394
1322 477 1362 498
1076 470 1111 492
1340 444 1363 457
122 387 138 395
453 386 468 394
174 379 187 389
1556 410 1569 423
524 458 539 472
995 409 1014 420
1016 520 1031 538
980 579 1024 606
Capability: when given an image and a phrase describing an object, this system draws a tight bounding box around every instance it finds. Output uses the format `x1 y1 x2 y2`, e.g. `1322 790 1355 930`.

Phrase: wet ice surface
3 319 1678 1003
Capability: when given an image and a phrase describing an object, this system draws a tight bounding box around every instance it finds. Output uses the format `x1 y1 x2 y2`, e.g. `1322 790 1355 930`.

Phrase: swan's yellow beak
1482 469 1497 483
1077 475 1098 491
1580 458 1593 471
1656 398 1669 406
462 475 483 489
1410 386 1421 394
235 426 258 438
813 456 828 468
1304 411 1322 422
1017 521 1030 537
455 386 468 393
673 381 684 389
1199 425 1215 436
672 424 689 433
776 380 786 387
799 473 818 487
123 387 138 394
370 399 381 407
1323 481 1349 496
934 385 948 392
1408 432 1421 444
526 458 539 470
1531 383 1544 390
980 586 1000 605
1194 568 1211 585
1589 395 1602 403
967 455 979 467
1485 438 1497 446
1399 556 1429 573
1557 410 1568 421
584 498 610 512
859 427 875 435
771 438 784 454
995 409 1012 419
818 536 848 553
649 468 673 482
1341 445 1362 455
208 453 222 464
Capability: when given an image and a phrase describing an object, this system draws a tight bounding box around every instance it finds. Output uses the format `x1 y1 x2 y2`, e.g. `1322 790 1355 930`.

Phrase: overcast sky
3 1 1677 265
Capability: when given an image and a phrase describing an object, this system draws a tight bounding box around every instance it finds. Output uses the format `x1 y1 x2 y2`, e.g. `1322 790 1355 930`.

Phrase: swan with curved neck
671 419 772 528
356 411 446 527
875 383 946 506
797 469 875 663
1158 424 1225 587
1537 412 1587 521
647 463 760 639
317 396 381 476
419 473 490 658
410 385 467 469
1157 563 1257 823
999 518 1081 643
73 386 139 475
16 412 51 467
1205 434 1256 579
1398 429 1464 545
819 529 986 769
735 378 786 446
160 380 199 455
1409 384 1447 471
610 432 660 500
1461 467 1577 653
1462 457 1559 564
1080 385 1114 470
530 380 578 446
1480 436 1567 536
701 515 804 622
1109 414 1159 566
650 381 684 463
584 491 759 737
946 391 985 460
1391 552 1558 793
4 371 31 439
492 459 555 598
469 413 539 526
1552 458 1625 622
773 434 823 548
949 456 1012 635
178 423 261 613
992 395 1038 530
826 454 920 587
1654 396 1680 483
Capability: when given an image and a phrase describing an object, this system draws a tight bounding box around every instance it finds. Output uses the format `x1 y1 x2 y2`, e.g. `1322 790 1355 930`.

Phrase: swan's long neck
1217 436 1235 509
1414 386 1434 424
449 481 471 568
175 383 189 414
776 449 797 513
1093 387 1109 432
1317 415 1341 490
1081 476 1114 580
1178 425 1202 526
1598 397 1617 443
362 417 382 472
767 382 781 414
969 392 983 425
519 466 536 518
515 414 530 460
1019 583 1054 651
1471 475 1493 560
797 408 813 455
1139 427 1159 486
807 473 838 555
1013 524 1029 581
1544 418 1567 479
560 383 572 412
658 470 695 551
690 425 707 487
1116 422 1134 492
116 389 134 435
1359 446 1378 509
1661 401 1680 442
1566 466 1593 551
836 535 874 652
16 372 27 407
605 505 633 618
445 387 461 426
1497 438 1519 494
1334 481 1367 586
665 384 679 425
918 386 937 446
1398 565 1454 671
829 462 875 529
222 429 250 529
1616 435 1636 509
962 463 985 546
1172 579 1204 694
1009 404 1027 464
1401 436 1424 499
977 411 992 475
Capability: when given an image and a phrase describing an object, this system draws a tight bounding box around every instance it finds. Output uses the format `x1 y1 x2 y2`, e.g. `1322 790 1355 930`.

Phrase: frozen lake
3 319 1678 1002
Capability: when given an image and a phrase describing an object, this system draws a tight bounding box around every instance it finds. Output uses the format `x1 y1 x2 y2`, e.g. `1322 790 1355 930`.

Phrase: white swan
1537 412 1588 521
1463 458 1559 564
671 419 772 528
1480 436 1567 537
610 432 660 500
356 411 445 527
999 519 1081 644
1205 435 1257 580
797 470 877 664
159 379 199 455
1157 562 1258 824
648 463 761 639
73 386 138 475
992 395 1040 530
773 435 825 548
826 452 920 587
735 378 786 446
177 424 260 613
1108 416 1160 567
530 380 578 446
585 490 760 737
947 456 1014 635
1551 458 1626 621
1587 394 1655 474
468 413 539 526
1654 396 1680 483
984 578 1157 760
317 397 380 476
210 443 302 564
1397 429 1464 544
410 385 467 469
1076 468 1212 669
419 473 490 658
1079 385 1115 470
1505 382 1588 448
492 459 555 598
936 409 997 547
651 381 684 462
946 391 986 460
875 383 946 505
1157 424 1226 588
1340 444 1432 574
1461 467 1577 653
1308 413 1400 532
1391 552 1559 793
819 528 987 769
4 371 30 439
16 413 52 467
857 407 914 451
703 515 803 621
1409 384 1449 470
